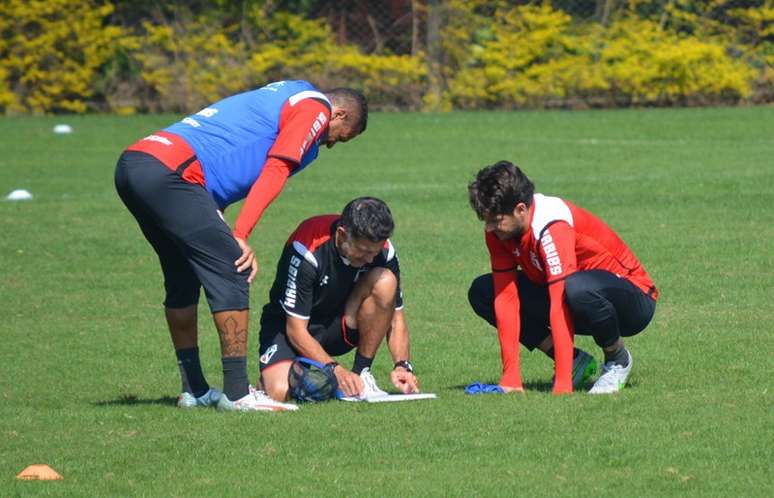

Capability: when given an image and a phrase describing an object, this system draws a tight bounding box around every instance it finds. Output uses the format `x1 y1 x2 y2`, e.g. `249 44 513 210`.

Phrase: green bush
0 0 122 114
0 1 770 113
129 18 250 113
443 3 757 109
599 17 754 105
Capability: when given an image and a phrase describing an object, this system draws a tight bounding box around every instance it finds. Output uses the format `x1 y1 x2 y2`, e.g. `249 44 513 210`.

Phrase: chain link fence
2 1 770 113
302 0 771 56
289 0 773 109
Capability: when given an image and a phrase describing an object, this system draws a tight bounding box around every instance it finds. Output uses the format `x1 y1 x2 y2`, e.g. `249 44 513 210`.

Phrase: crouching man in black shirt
258 197 421 401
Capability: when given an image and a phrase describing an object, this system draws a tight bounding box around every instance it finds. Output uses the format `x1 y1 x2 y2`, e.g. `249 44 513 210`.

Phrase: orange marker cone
16 464 63 480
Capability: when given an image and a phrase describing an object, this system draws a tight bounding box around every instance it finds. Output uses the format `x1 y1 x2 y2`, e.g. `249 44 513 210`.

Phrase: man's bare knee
265 382 289 402
368 268 397 302
345 268 397 328
261 364 291 401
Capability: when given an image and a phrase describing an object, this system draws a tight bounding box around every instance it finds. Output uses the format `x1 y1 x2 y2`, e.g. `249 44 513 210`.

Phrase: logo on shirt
261 81 286 92
283 255 302 309
299 112 328 157
540 232 563 276
143 134 172 146
182 117 200 128
260 344 278 364
320 275 329 286
196 107 218 118
529 251 543 271
180 106 217 128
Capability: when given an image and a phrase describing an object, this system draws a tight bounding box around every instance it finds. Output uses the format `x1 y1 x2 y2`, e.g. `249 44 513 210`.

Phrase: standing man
114 81 368 411
258 197 421 402
467 161 658 394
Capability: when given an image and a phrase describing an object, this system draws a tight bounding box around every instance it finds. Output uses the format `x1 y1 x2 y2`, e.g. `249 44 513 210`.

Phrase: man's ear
331 107 348 122
335 225 348 242
513 202 528 217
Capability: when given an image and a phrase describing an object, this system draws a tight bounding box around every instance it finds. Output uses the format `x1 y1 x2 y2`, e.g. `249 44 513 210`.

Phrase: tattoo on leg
217 315 248 357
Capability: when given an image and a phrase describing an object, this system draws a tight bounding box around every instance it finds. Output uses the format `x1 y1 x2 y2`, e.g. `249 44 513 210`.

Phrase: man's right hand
334 365 364 397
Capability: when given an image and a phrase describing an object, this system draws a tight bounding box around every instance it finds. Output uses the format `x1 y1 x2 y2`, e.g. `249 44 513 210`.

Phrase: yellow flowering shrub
131 19 250 112
125 8 425 112
244 10 426 109
0 0 122 114
724 5 774 103
0 1 769 113
446 3 606 108
326 50 427 109
442 3 759 109
600 17 754 104
0 66 13 109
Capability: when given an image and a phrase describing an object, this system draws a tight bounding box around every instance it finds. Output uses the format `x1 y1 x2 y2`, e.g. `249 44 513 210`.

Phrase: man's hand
334 366 364 397
390 367 419 394
234 237 258 284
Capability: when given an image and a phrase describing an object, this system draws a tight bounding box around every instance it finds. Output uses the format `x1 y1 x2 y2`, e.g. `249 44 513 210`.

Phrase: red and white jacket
485 194 658 394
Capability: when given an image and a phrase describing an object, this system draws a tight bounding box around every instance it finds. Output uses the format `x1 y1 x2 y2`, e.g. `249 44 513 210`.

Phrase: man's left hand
234 237 259 284
390 368 419 394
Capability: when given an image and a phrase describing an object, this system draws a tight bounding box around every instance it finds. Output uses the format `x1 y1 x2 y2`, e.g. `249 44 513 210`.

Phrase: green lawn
1 107 772 497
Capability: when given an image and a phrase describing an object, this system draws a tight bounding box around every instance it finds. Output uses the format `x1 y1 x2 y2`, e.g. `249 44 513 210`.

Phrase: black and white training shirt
261 215 404 325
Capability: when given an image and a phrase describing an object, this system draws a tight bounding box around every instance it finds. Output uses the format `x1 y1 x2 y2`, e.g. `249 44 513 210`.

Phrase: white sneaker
589 350 633 394
217 387 299 411
177 387 222 408
339 367 388 402
251 388 299 411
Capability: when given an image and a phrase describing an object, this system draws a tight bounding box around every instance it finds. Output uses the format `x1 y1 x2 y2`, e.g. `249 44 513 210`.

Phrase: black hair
340 197 394 242
325 88 368 134
468 161 535 220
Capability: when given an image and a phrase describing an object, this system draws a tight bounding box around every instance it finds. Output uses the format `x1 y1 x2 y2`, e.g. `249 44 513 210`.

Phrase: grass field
1 107 772 497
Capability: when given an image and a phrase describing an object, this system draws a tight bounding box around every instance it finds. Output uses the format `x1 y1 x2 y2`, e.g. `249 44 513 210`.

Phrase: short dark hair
468 161 535 220
340 197 394 242
326 88 368 134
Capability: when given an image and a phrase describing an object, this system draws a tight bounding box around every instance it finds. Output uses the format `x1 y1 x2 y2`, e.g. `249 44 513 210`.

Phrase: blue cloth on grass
464 382 505 395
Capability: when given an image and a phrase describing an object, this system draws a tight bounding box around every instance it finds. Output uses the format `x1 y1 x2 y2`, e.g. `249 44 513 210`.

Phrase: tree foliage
0 0 770 113
0 0 123 113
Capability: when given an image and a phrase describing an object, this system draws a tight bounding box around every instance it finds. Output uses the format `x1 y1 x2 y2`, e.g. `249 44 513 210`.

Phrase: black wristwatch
324 361 339 373
393 360 414 373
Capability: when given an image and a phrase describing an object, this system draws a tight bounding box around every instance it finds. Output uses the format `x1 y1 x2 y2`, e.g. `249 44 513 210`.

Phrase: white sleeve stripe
289 90 330 107
279 300 310 320
292 241 319 268
385 239 396 261
395 305 404 311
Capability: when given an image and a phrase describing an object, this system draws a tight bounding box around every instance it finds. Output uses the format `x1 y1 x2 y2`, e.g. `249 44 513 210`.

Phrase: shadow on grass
93 394 177 407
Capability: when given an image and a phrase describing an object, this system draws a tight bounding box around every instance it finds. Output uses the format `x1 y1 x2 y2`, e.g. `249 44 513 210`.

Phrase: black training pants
468 270 656 349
